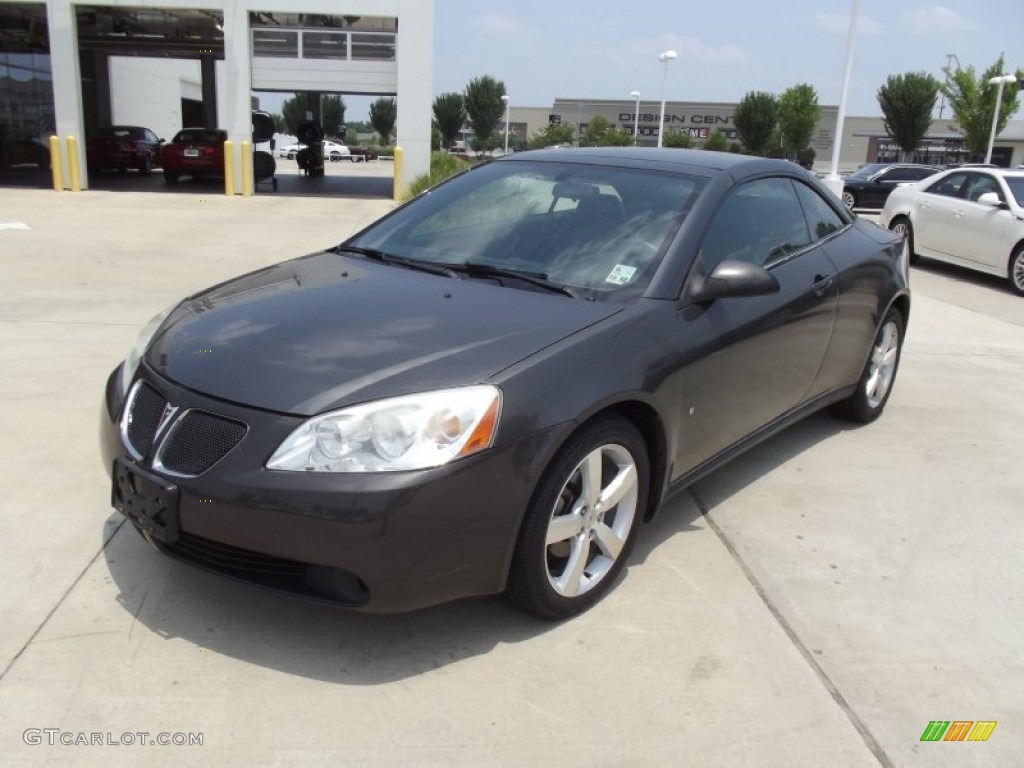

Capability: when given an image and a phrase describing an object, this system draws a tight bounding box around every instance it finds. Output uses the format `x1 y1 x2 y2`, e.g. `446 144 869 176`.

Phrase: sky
262 0 1023 125
431 0 1023 117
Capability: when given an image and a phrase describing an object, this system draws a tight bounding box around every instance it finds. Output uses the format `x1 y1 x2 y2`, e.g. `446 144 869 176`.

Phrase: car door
947 172 1014 267
669 176 839 476
913 172 969 257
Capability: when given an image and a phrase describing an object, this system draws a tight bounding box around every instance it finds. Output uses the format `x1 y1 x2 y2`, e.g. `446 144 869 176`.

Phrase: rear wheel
138 155 153 175
842 190 857 210
507 416 649 620
831 308 904 423
889 216 919 264
1009 244 1024 297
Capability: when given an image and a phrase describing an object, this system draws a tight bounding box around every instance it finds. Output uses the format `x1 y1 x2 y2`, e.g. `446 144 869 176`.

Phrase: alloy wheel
866 319 900 409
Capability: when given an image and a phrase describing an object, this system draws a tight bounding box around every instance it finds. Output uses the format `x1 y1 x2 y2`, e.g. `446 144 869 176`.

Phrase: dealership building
508 99 1024 171
0 0 433 191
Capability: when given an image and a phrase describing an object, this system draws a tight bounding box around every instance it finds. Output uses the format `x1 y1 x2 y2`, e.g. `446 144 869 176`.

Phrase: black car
841 163 941 210
100 148 910 619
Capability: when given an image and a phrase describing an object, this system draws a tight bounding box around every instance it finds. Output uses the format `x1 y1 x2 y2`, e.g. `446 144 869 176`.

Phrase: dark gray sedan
100 148 910 619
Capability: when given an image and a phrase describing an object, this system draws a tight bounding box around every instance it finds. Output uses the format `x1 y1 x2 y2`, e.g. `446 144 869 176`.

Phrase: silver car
881 167 1024 296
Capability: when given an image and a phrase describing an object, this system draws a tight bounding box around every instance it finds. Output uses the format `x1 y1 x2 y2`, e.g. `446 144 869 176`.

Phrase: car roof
503 147 807 180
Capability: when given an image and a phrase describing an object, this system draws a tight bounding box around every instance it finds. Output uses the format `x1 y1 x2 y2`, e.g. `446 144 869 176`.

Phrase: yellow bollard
49 136 62 191
66 136 80 191
223 140 235 196
240 140 253 197
392 146 403 202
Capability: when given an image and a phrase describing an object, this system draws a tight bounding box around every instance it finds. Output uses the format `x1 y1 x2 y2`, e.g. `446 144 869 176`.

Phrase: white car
321 141 351 161
276 143 304 159
881 167 1024 296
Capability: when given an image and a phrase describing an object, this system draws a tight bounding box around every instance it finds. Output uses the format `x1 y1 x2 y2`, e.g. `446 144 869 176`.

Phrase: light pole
501 94 510 155
630 90 640 146
657 50 677 148
985 74 1017 165
825 0 860 199
937 53 960 120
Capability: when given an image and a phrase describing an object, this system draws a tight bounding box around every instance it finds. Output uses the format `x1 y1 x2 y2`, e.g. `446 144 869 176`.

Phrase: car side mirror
977 192 1005 208
690 259 781 303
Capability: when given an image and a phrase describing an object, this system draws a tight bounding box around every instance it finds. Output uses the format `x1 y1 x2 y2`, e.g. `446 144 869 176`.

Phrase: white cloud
470 13 540 40
814 11 882 36
903 5 977 33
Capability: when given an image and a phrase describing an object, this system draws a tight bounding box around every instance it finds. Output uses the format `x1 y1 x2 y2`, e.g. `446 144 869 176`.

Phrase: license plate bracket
112 458 180 543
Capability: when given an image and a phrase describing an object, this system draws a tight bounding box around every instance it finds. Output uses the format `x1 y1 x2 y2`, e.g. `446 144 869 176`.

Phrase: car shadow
912 257 1015 296
100 410 849 685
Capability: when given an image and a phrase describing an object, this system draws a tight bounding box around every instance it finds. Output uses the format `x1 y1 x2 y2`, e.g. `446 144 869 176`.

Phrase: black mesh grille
126 382 167 457
167 531 307 577
159 411 247 475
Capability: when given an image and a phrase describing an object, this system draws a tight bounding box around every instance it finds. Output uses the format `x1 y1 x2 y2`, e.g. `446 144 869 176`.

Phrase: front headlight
118 304 177 395
267 386 502 473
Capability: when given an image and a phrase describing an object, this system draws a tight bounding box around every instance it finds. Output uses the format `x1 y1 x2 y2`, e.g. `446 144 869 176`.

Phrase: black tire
1008 244 1024 297
842 189 857 210
507 415 649 620
163 171 179 183
139 155 153 175
889 216 919 265
831 308 905 423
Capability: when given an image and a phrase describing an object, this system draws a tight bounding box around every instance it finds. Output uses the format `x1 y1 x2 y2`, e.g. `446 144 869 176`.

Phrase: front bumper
100 365 565 613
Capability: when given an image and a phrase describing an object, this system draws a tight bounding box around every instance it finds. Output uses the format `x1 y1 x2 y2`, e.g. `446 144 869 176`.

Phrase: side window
926 172 968 198
908 168 937 181
963 174 1003 204
700 178 811 271
794 182 846 242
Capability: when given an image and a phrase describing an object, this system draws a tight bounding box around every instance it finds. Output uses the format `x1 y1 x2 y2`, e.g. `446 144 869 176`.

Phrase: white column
221 1 254 193
47 0 87 189
395 0 434 187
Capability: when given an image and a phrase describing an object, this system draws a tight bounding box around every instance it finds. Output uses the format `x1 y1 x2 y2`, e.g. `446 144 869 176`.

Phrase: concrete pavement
0 187 1021 766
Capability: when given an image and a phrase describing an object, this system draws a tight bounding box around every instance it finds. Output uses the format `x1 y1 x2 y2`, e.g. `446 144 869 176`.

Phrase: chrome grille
124 382 167 458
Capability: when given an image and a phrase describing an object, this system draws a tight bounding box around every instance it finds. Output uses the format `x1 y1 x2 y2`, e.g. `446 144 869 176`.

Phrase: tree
703 129 730 152
877 73 939 161
463 75 506 146
662 129 695 148
433 92 467 150
581 116 632 146
941 55 1023 159
777 83 820 155
280 94 309 135
733 91 778 156
370 97 397 145
270 113 287 133
321 94 346 138
529 122 575 149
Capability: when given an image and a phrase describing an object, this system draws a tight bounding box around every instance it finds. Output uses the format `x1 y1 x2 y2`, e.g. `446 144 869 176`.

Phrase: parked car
881 167 1024 295
101 148 909 619
348 146 378 162
277 143 304 160
0 130 50 170
87 125 163 174
322 140 351 161
841 163 941 210
161 128 227 182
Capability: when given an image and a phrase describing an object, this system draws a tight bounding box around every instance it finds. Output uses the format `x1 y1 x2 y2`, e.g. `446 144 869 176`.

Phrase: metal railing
251 28 395 62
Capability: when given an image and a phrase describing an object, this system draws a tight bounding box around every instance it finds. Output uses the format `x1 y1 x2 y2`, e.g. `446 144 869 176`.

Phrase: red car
161 128 227 183
87 125 163 174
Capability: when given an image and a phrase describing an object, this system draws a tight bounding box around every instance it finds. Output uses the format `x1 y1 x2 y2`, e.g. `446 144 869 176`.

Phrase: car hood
146 251 622 415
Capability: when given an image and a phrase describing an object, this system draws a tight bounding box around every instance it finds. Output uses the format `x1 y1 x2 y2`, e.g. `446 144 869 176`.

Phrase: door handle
811 274 834 296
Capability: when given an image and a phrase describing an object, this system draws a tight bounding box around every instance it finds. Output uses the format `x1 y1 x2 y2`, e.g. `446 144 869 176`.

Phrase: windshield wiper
332 245 460 278
448 261 578 298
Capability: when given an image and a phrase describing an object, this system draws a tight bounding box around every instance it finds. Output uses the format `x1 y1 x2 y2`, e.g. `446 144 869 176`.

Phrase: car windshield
847 163 889 180
347 159 705 301
1005 177 1024 207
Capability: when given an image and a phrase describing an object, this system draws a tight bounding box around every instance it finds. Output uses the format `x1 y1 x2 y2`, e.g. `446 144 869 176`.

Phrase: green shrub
404 152 470 199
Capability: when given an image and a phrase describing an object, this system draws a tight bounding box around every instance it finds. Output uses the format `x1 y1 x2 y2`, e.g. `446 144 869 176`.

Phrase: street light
657 50 677 148
501 95 510 155
629 90 640 145
825 0 860 198
985 74 1017 165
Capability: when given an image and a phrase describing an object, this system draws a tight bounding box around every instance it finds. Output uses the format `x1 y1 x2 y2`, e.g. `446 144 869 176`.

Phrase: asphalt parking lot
0 186 1021 767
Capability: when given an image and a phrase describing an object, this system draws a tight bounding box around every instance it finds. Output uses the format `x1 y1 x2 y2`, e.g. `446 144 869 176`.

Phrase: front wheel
1008 244 1024 297
507 416 649 620
889 216 919 265
831 308 904 423
842 190 857 210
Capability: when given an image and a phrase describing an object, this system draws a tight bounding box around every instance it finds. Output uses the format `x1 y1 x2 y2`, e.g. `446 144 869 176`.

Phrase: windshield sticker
605 264 637 285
